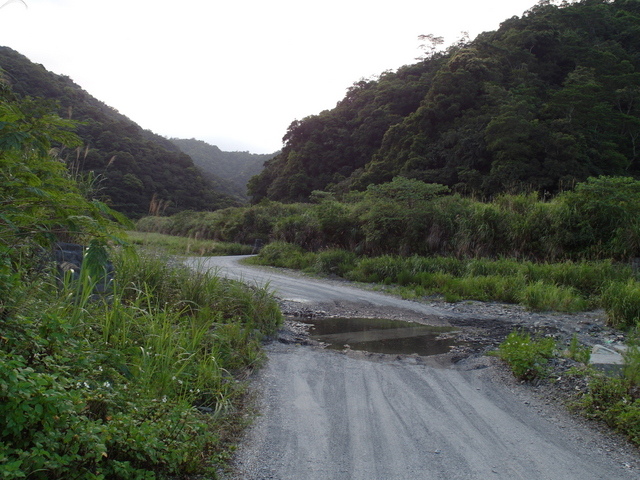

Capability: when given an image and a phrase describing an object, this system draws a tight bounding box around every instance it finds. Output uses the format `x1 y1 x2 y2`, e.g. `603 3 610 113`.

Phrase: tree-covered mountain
170 138 275 200
249 0 640 203
0 46 238 217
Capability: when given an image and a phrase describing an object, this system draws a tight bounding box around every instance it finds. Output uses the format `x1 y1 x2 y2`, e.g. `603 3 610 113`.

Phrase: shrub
559 176 640 259
579 376 632 428
1 246 282 479
344 255 404 283
496 330 557 381
575 345 640 447
251 241 315 270
272 213 323 251
313 249 357 276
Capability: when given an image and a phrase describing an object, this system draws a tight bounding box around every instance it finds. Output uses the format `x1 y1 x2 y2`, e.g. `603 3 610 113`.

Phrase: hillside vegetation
137 175 640 262
249 0 640 202
0 75 281 478
170 137 274 200
0 47 238 217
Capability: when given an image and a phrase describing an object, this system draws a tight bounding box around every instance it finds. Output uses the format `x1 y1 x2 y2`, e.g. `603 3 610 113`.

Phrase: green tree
0 85 128 258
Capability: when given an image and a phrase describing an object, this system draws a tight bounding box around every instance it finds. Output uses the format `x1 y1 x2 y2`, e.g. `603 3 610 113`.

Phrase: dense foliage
170 138 275 200
0 84 127 258
0 47 237 217
249 0 640 202
138 175 640 262
0 76 282 478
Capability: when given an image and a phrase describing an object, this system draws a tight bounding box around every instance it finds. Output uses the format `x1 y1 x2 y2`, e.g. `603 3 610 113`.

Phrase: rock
52 242 114 295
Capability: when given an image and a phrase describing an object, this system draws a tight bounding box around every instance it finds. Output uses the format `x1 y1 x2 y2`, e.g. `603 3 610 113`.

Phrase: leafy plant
574 342 640 447
247 241 315 270
0 88 283 478
313 249 357 276
495 330 557 381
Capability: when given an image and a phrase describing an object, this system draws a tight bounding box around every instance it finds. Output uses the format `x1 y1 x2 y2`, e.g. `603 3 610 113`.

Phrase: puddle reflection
294 317 458 356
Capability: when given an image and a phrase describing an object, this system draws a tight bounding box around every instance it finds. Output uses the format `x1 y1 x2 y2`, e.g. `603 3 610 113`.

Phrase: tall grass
518 281 588 313
127 230 253 256
1 246 282 479
601 280 640 329
246 241 315 270
134 177 640 261
252 244 640 325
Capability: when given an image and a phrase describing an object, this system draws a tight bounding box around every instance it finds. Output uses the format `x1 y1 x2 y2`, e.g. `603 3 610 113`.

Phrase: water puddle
293 317 459 356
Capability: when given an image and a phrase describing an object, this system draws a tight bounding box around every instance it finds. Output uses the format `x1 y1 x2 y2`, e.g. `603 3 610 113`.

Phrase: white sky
0 0 544 153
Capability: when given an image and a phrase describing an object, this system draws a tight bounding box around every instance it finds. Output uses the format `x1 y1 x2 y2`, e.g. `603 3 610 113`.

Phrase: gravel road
186 256 640 480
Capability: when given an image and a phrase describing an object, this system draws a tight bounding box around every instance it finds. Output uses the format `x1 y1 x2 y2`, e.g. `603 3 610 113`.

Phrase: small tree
0 86 128 262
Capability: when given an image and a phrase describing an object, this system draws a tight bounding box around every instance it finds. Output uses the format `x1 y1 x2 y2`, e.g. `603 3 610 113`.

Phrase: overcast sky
0 0 544 153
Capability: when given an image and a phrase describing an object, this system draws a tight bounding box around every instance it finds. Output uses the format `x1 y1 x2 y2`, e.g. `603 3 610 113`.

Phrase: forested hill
249 0 640 203
170 138 275 200
0 46 238 217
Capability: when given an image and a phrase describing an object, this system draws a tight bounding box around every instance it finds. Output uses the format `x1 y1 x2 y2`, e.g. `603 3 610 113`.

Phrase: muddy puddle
293 317 459 356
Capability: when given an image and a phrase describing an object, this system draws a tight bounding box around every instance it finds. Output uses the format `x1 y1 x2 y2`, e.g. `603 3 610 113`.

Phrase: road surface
186 256 640 480
184 255 451 322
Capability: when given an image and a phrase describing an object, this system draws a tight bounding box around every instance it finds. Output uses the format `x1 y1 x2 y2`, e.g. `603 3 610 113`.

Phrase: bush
345 255 404 283
313 249 357 276
496 330 557 381
250 241 315 270
575 343 640 447
579 376 631 426
0 247 282 479
559 176 640 258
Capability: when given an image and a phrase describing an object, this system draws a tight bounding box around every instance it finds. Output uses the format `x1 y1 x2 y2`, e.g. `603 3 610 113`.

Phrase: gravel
187 257 640 479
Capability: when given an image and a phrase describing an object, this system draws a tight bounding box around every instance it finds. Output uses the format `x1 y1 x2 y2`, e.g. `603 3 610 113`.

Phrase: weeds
601 280 640 329
566 334 591 364
1 246 282 479
246 241 315 270
567 341 640 447
127 230 253 256
518 281 587 312
495 330 557 381
257 246 635 322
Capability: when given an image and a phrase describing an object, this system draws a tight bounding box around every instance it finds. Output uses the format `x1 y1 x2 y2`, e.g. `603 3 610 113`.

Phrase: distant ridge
170 138 275 200
0 46 238 217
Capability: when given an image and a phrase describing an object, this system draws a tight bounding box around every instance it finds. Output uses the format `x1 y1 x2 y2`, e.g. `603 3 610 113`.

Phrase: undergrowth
572 343 640 447
0 247 282 479
249 243 639 328
494 330 557 381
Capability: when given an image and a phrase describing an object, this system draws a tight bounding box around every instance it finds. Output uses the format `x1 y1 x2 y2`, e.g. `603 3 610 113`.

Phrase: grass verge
127 230 254 256
250 242 639 327
0 246 281 479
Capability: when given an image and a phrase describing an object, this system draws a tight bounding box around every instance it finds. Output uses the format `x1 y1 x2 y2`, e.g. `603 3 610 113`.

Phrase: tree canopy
249 0 640 202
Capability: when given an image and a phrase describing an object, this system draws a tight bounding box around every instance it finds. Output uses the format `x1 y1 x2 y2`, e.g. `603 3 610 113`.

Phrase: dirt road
187 256 640 480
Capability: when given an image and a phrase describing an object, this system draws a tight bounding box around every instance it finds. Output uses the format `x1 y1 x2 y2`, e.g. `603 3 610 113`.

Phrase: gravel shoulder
187 257 640 479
